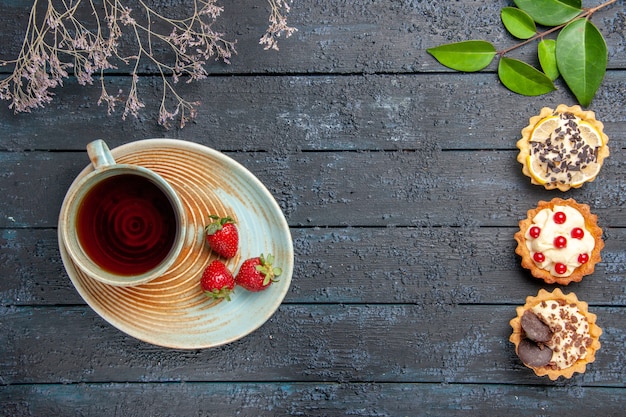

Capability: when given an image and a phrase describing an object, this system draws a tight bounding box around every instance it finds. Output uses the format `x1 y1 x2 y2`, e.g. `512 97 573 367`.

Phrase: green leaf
513 0 582 26
498 57 557 96
501 7 537 39
556 19 607 107
538 39 560 81
427 41 496 72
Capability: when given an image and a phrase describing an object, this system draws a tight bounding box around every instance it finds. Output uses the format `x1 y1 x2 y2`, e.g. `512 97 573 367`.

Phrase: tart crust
510 288 602 380
515 198 604 285
516 104 610 191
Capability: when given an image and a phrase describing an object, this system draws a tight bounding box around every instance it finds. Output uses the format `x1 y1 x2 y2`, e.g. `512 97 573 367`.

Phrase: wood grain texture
2 227 625 306
1 150 624 228
2 305 625 386
1 0 624 74
2 382 625 417
1 73 625 152
1 0 625 415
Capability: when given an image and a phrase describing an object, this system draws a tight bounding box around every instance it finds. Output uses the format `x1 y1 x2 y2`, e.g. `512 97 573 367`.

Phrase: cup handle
87 139 116 170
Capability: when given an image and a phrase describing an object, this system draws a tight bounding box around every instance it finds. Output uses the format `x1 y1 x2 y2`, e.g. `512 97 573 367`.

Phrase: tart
515 198 603 285
517 104 609 191
510 288 602 380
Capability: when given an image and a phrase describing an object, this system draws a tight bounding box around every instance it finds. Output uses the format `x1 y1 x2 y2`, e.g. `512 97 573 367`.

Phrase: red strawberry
200 260 235 301
235 253 282 292
205 215 238 259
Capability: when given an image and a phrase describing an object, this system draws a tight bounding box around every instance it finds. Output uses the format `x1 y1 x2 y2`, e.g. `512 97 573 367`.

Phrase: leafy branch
427 0 618 107
0 0 297 128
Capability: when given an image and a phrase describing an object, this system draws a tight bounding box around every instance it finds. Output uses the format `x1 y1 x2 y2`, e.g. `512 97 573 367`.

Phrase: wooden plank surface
3 382 625 417
1 0 625 74
2 227 626 307
1 150 624 228
1 0 625 415
1 73 625 152
2 305 625 385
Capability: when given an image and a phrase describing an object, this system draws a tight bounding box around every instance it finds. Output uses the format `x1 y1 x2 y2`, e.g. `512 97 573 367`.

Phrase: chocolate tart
510 288 602 380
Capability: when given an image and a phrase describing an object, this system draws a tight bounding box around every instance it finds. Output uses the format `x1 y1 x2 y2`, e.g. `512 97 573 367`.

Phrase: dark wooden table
1 0 625 415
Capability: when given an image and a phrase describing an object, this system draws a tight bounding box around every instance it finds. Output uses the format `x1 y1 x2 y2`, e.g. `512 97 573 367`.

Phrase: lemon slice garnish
526 155 547 185
527 115 603 187
577 121 604 146
530 116 560 142
526 116 559 185
570 121 603 187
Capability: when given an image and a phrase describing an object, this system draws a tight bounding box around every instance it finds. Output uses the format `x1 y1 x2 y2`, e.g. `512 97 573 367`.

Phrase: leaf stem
497 0 618 56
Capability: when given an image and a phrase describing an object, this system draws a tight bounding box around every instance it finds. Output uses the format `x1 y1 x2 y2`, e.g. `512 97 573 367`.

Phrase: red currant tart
514 198 604 285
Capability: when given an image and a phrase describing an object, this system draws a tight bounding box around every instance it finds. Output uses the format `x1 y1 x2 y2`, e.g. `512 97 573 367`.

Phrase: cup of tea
60 139 187 286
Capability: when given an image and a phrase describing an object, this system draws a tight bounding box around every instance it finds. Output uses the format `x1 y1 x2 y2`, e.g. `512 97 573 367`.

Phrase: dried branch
0 0 296 128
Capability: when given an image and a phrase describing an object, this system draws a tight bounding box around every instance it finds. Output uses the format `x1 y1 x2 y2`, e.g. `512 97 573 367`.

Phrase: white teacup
60 140 186 286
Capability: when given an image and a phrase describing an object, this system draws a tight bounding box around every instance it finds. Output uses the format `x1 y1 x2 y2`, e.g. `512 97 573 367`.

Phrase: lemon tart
517 105 609 191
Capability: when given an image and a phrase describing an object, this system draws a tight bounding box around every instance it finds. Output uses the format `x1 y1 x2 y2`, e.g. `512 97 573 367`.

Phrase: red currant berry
554 236 567 248
578 253 590 264
555 263 568 275
571 227 584 239
554 211 567 224
529 226 541 238
533 252 545 263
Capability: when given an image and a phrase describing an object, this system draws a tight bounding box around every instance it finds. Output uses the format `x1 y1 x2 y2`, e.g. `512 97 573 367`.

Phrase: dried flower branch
260 0 298 51
0 0 296 128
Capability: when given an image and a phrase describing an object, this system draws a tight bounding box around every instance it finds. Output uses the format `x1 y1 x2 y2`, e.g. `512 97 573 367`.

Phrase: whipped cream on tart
515 198 604 285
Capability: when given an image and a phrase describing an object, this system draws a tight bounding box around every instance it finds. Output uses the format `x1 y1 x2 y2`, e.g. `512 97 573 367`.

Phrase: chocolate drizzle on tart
529 112 599 187
517 302 593 370
516 104 610 191
510 289 602 380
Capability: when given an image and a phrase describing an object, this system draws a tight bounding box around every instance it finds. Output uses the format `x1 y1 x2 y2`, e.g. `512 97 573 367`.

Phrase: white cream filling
525 205 595 277
531 300 591 369
529 113 600 185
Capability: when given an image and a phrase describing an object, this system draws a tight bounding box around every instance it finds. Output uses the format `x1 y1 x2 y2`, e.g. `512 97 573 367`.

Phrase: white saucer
58 139 293 349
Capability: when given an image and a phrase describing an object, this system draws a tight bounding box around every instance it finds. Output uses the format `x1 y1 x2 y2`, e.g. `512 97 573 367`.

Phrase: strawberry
200 260 235 301
235 253 282 292
205 215 238 259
